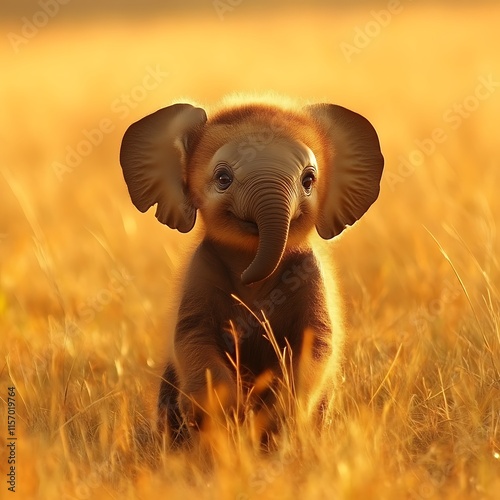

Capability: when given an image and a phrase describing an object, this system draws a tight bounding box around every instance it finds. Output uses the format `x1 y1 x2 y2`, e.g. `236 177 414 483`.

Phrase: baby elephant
119 97 383 443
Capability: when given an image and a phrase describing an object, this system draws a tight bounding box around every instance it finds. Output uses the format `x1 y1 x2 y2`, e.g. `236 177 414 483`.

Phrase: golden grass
1 4 500 498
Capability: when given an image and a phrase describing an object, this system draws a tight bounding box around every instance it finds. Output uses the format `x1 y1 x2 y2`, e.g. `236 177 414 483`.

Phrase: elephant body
119 96 384 444
158 241 337 443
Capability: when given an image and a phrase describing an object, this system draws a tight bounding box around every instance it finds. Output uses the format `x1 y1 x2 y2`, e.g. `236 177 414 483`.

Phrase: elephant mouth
227 211 259 234
239 219 259 234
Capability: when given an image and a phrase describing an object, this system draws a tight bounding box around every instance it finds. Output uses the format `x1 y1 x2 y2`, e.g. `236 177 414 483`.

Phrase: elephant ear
120 103 207 232
305 104 384 239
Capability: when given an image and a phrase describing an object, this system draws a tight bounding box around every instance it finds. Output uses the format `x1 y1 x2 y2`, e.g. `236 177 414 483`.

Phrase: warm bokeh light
1 1 499 498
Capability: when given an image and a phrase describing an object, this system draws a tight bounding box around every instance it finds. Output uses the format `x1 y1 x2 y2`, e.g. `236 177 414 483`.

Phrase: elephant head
120 100 383 285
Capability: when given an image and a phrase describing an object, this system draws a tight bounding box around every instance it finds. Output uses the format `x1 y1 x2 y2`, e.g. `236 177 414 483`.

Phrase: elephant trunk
241 190 293 286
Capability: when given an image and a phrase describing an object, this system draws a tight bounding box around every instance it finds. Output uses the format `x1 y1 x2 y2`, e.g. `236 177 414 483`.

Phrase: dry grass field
1 2 499 498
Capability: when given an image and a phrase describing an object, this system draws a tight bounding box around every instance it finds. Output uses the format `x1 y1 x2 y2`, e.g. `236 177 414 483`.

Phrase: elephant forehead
211 138 317 177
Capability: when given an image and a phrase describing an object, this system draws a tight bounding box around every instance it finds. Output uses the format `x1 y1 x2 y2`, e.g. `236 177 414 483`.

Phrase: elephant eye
215 168 233 190
301 171 316 194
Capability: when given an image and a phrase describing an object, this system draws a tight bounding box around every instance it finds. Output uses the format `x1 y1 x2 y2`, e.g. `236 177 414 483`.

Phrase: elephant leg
157 363 189 447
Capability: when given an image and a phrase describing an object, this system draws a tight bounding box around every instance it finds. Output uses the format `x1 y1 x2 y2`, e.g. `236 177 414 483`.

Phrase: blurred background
1 4 499 496
1 0 499 351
